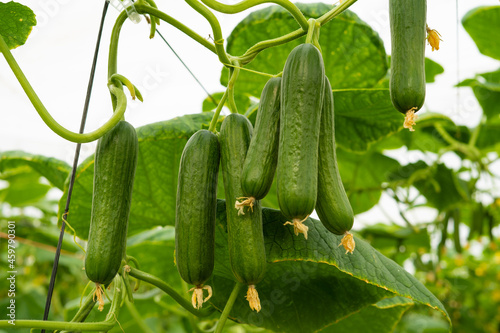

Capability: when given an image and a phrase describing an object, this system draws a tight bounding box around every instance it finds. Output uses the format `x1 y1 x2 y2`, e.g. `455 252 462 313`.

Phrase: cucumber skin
175 130 219 287
389 0 427 114
219 113 266 285
241 77 281 200
277 43 325 220
316 78 354 235
85 121 138 286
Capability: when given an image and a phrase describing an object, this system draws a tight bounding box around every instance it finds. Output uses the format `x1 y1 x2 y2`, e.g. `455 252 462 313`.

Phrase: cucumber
175 129 219 309
85 121 138 287
237 77 281 213
277 43 325 239
389 0 427 131
316 77 355 254
219 113 266 312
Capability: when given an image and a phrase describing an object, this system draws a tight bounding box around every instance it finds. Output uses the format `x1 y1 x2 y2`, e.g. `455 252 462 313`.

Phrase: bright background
0 0 498 230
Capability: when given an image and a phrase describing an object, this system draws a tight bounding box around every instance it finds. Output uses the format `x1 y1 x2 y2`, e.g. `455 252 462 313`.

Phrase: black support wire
41 2 109 331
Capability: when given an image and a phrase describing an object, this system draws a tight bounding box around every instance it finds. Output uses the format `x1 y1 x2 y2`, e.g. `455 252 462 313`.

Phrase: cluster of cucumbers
175 42 354 312
81 0 433 314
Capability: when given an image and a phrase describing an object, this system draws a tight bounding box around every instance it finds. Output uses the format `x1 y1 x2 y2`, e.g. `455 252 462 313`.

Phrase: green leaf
456 68 500 119
389 162 469 211
222 3 388 97
337 149 401 214
320 297 414 333
359 224 431 265
0 1 36 50
395 312 450 333
476 118 500 152
462 6 500 60
334 89 402 152
57 113 215 240
0 168 51 207
208 200 450 333
382 113 468 154
425 58 444 83
0 151 71 190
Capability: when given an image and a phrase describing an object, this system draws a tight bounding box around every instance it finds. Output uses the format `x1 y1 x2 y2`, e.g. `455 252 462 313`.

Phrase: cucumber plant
316 77 355 254
84 120 138 310
277 43 325 239
175 129 220 309
219 113 267 312
237 77 281 214
389 0 427 131
0 0 462 332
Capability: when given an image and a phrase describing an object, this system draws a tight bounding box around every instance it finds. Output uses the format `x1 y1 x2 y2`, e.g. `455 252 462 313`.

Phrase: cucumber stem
199 0 309 31
208 90 228 133
215 282 244 333
128 267 215 317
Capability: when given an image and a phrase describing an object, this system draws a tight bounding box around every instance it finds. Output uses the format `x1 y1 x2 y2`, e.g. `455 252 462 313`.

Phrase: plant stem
0 319 114 331
136 5 217 57
208 90 228 132
317 0 358 26
235 0 357 65
200 0 308 30
128 267 215 317
215 282 243 333
125 299 155 333
0 33 129 143
227 60 241 113
184 0 231 65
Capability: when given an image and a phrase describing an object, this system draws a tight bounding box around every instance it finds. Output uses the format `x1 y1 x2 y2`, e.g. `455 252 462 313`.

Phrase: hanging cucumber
237 77 281 214
316 77 355 254
389 0 427 131
219 113 266 312
175 129 220 309
277 43 325 239
85 120 138 310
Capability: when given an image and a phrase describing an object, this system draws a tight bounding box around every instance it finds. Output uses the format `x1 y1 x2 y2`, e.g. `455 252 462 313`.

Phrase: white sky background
0 0 498 228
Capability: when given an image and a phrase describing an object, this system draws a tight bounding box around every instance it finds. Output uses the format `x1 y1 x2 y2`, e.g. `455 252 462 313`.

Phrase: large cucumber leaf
206 200 449 333
462 6 500 60
0 151 71 190
0 1 36 50
221 3 388 98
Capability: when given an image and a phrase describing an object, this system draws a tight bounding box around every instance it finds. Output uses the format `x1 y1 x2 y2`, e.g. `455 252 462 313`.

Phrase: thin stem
184 0 231 65
0 33 128 143
305 18 316 44
0 319 114 331
227 60 241 113
128 267 215 317
235 0 358 65
125 299 155 333
208 90 228 132
317 0 358 26
136 5 216 54
468 118 482 148
236 29 305 65
200 0 308 31
215 282 243 333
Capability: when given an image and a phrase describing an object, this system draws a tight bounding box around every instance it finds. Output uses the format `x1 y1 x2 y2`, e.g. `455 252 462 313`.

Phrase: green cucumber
85 121 138 287
238 77 281 212
277 43 325 239
219 113 266 312
316 77 355 254
389 0 427 130
175 129 219 309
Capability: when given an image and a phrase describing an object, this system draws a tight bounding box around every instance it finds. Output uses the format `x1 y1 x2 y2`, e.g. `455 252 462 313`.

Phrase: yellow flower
426 25 442 51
